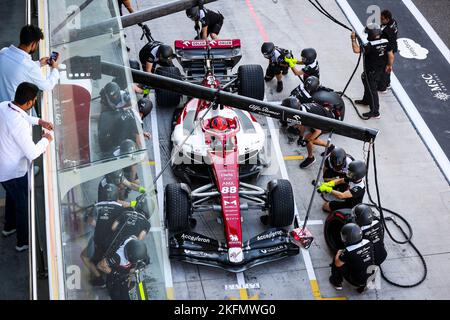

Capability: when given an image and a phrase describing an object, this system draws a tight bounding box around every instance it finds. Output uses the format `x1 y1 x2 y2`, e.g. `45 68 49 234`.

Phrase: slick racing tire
155 66 182 107
267 179 295 227
238 64 265 101
324 209 354 253
165 183 191 232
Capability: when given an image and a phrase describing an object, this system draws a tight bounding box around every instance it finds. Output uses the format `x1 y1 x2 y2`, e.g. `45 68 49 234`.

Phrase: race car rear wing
101 61 379 142
174 39 242 76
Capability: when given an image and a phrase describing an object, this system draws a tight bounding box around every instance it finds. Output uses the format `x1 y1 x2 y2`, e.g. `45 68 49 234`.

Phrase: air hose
307 0 427 288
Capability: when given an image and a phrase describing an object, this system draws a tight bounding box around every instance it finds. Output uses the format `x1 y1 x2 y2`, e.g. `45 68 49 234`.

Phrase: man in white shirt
0 24 60 102
0 82 53 252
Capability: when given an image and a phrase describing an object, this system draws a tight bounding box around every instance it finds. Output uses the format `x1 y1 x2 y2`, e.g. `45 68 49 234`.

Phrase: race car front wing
169 228 300 273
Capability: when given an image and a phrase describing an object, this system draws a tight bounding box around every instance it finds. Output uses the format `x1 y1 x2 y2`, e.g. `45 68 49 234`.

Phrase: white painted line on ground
402 0 450 64
150 99 174 298
267 117 319 282
336 0 450 184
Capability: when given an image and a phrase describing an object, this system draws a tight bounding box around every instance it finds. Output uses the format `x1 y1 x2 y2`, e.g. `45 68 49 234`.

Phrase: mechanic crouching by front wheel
318 160 366 212
261 42 291 93
329 223 376 293
352 24 394 119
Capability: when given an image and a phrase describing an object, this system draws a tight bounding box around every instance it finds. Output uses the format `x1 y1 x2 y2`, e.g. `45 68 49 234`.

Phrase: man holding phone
0 25 60 103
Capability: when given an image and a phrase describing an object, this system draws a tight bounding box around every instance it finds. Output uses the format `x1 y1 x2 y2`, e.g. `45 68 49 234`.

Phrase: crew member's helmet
104 183 119 201
119 139 137 156
329 147 347 172
304 76 320 94
158 45 174 64
186 7 200 20
138 98 153 119
106 170 124 185
352 204 374 227
347 160 366 182
301 48 317 65
210 116 229 131
261 42 275 59
124 238 149 264
365 23 382 41
341 223 363 246
281 97 302 111
103 82 122 107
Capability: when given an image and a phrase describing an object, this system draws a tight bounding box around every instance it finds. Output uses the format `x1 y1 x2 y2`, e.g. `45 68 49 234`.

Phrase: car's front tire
267 179 295 227
165 183 191 232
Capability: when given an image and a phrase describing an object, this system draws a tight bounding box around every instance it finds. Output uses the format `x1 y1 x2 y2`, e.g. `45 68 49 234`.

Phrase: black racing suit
90 201 126 264
361 220 387 266
361 39 393 115
97 107 139 156
197 8 224 37
138 41 173 72
323 155 354 181
331 239 375 288
264 47 290 80
103 211 150 300
329 178 365 211
380 19 398 89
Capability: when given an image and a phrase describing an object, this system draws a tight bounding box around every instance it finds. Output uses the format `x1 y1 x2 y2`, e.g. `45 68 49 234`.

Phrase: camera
47 51 59 65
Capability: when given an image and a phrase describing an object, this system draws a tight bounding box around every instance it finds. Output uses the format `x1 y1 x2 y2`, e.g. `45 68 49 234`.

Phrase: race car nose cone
228 247 244 264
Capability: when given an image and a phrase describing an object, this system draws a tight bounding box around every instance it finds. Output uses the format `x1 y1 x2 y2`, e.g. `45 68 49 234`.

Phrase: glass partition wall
41 0 169 299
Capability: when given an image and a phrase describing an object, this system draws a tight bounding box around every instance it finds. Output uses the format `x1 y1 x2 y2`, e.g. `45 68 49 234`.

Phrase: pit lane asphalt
128 0 450 300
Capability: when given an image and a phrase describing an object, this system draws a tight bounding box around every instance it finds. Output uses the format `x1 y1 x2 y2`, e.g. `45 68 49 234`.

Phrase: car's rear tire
267 179 295 227
238 64 265 100
324 209 354 253
155 66 182 107
165 183 191 232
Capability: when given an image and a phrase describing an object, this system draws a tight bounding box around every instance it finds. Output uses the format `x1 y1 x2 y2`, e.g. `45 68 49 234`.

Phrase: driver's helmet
210 116 229 131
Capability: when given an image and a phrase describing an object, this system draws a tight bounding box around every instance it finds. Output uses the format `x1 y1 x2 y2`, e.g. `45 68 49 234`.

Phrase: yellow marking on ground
229 289 259 300
283 155 305 161
148 161 156 166
310 280 347 300
166 287 174 300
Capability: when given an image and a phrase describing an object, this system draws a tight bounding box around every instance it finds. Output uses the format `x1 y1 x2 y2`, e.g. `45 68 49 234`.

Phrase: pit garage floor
127 0 450 300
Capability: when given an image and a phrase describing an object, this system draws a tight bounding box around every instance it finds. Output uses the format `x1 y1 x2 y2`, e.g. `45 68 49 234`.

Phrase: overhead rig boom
100 61 379 143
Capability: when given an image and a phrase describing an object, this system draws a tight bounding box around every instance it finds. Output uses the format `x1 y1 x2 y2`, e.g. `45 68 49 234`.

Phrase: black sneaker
355 100 369 106
264 76 273 82
90 277 106 288
320 144 335 157
15 243 29 252
329 276 343 290
2 228 16 237
299 156 316 169
276 81 284 93
362 111 381 119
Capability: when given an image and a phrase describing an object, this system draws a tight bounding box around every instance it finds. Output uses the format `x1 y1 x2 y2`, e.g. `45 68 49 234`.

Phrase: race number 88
222 187 237 193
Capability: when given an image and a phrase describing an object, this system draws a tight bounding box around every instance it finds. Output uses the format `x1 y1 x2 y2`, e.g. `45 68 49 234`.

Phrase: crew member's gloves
323 180 335 188
284 57 298 68
142 87 150 95
130 200 137 208
139 186 146 194
317 183 333 193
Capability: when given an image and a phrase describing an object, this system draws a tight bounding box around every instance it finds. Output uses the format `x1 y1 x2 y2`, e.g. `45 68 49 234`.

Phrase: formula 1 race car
169 39 270 183
165 39 300 272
